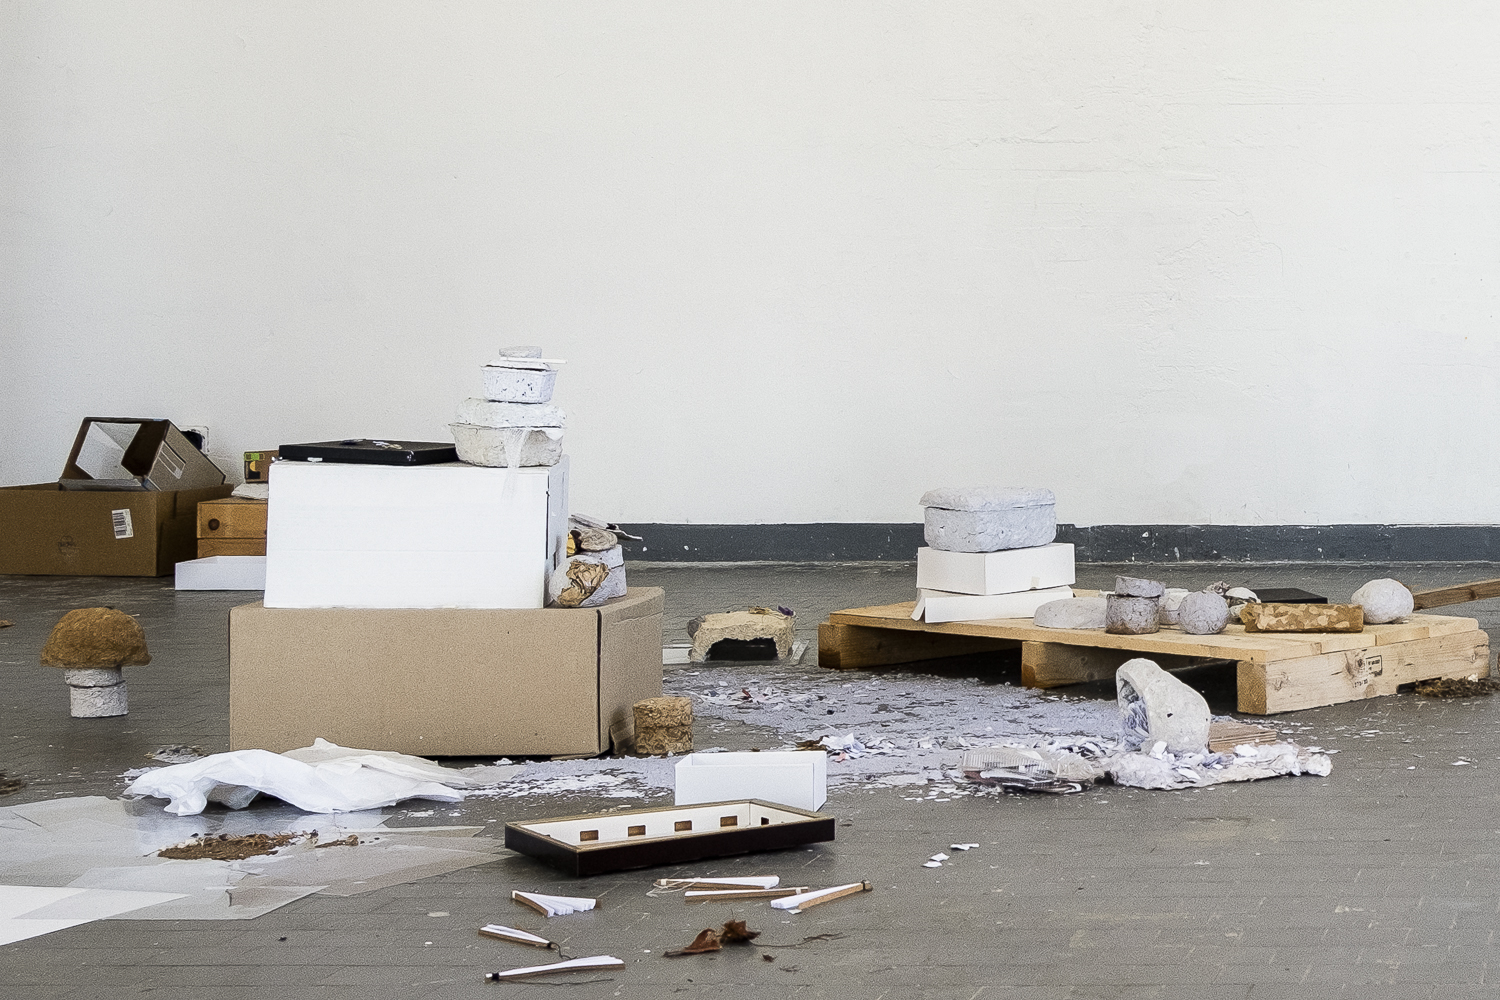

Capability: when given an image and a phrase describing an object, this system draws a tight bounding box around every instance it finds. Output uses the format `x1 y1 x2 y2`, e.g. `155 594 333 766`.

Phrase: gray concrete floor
3 561 1500 999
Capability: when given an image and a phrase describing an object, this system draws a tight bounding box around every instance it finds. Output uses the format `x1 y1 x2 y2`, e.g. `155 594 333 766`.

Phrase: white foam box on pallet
914 585 1074 624
264 458 568 609
175 555 266 591
675 751 827 811
915 542 1075 596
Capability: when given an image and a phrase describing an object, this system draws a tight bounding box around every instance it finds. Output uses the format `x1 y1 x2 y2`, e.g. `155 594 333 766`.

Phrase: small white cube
674 751 827 811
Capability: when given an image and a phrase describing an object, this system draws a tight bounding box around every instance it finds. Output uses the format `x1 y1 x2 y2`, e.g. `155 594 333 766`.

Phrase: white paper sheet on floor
125 738 523 816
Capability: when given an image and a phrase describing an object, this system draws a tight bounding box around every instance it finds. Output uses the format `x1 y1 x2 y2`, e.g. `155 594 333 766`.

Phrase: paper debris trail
126 738 522 815
512 890 596 918
484 955 623 981
770 881 873 912
478 924 556 949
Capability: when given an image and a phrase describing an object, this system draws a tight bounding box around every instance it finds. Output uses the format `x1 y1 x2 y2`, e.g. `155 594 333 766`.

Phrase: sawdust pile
158 831 310 861
1414 677 1500 698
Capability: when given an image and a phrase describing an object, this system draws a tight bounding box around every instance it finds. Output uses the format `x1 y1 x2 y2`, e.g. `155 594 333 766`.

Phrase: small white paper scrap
922 861 942 868
479 924 553 947
950 844 979 851
512 891 597 918
929 853 949 862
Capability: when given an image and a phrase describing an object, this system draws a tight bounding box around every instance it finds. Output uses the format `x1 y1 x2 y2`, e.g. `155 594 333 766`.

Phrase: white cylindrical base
63 668 128 718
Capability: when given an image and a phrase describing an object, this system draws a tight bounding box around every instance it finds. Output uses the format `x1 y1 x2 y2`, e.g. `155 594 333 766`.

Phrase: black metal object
1251 588 1328 604
277 439 458 466
504 799 836 877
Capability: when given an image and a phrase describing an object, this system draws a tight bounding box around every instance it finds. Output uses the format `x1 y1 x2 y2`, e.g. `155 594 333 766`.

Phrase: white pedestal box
175 555 267 591
264 458 569 609
674 751 828 811
915 543 1075 596
914 585 1074 624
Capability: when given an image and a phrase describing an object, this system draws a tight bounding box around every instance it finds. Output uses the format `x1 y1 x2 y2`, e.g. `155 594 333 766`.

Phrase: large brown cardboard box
229 587 665 757
0 483 234 576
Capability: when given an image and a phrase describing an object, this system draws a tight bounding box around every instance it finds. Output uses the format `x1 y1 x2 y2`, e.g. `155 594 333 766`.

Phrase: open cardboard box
229 587 665 757
60 418 225 492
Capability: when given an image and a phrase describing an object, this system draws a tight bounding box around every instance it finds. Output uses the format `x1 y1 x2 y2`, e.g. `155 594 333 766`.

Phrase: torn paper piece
125 738 521 816
951 844 978 851
770 881 872 912
0 885 187 946
479 924 557 949
484 955 623 981
928 853 949 862
922 861 942 868
512 890 597 918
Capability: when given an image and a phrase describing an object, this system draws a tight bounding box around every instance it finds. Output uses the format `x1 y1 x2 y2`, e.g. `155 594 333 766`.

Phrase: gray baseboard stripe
619 523 1500 563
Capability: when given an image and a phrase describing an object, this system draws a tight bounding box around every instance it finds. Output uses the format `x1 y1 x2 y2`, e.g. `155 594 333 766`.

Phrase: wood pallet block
820 601 1491 715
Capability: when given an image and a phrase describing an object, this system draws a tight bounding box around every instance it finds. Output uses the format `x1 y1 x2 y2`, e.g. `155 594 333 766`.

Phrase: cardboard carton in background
229 587 665 757
0 484 234 576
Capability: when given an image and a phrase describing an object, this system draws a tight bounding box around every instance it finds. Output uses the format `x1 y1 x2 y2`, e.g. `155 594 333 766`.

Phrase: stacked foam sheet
912 487 1074 624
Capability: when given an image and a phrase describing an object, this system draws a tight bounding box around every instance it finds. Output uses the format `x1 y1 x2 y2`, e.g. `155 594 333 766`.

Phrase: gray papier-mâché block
919 486 1056 553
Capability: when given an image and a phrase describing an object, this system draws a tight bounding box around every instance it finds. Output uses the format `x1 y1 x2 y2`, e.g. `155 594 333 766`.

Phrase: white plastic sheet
126 738 521 816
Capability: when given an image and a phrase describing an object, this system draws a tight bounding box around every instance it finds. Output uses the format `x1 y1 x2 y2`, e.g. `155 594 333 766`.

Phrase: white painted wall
4 2 1498 526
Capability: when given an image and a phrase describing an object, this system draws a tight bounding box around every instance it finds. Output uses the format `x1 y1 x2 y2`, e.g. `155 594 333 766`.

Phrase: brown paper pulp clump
40 608 152 668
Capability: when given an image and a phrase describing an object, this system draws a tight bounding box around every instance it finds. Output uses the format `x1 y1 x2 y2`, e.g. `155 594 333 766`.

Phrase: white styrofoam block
915 543 1075 596
674 751 827 811
913 585 1074 624
264 458 568 609
174 556 267 591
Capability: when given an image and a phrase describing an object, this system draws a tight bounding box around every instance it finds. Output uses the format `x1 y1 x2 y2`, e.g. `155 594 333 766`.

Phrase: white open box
915 542 1075 596
264 458 568 609
675 751 828 811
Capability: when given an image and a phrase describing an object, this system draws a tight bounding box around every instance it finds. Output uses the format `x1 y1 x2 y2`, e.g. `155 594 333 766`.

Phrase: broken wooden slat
484 955 623 981
684 886 809 902
1240 604 1364 634
769 881 872 912
1410 577 1500 611
477 924 557 949
653 876 780 891
1205 721 1279 754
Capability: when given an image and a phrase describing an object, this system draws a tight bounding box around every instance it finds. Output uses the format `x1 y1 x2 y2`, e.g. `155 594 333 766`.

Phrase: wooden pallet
819 602 1491 714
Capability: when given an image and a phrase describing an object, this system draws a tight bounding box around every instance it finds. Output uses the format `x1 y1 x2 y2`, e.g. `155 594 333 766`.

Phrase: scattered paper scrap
928 853 949 862
478 924 558 949
951 843 978 851
484 955 623 981
770 881 872 912
512 890 597 918
922 861 942 868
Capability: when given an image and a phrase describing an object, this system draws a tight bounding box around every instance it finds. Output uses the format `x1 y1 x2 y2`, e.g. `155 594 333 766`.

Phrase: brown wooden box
198 497 268 557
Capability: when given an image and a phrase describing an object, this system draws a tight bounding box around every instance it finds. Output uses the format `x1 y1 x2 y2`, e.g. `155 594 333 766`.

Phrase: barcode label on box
159 445 186 479
111 509 134 540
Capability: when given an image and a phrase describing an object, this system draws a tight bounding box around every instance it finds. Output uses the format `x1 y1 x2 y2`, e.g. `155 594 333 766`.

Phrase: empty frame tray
504 799 836 876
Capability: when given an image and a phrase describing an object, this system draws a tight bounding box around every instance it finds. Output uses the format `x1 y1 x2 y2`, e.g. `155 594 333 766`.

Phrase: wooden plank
1411 577 1500 610
1020 642 1222 689
197 537 267 557
817 621 1016 671
1237 630 1489 715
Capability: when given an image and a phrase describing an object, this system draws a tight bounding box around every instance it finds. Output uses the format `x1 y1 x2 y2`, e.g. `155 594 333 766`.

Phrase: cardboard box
675 751 828 811
198 497 267 557
229 586 664 756
175 555 266 591
264 458 569 609
243 450 278 482
914 585 1074 624
0 483 233 576
60 418 226 492
915 542 1075 596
